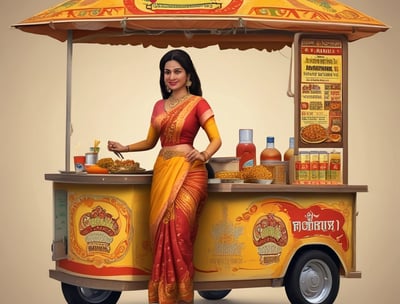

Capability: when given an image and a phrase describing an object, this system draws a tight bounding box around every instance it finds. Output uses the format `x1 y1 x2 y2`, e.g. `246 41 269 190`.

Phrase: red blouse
151 96 214 147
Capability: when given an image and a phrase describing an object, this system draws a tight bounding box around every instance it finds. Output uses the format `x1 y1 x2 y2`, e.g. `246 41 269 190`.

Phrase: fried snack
215 171 242 179
113 159 136 168
97 158 138 169
241 165 273 180
97 158 114 169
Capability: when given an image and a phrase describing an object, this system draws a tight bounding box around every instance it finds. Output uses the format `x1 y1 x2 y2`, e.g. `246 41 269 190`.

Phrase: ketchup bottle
236 129 256 170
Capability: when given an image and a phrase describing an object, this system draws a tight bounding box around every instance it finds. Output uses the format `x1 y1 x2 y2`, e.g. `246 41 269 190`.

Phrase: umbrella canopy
12 1 389 171
13 0 389 51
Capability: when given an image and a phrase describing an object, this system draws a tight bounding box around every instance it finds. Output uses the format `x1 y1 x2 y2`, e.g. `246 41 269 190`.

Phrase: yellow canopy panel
13 0 389 50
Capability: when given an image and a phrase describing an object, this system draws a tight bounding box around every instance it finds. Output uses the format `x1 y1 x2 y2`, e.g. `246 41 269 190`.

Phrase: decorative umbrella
14 0 388 50
12 0 389 169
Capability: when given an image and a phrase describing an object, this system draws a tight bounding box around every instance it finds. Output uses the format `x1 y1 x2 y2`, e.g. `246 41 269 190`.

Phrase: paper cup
74 156 86 172
85 152 98 165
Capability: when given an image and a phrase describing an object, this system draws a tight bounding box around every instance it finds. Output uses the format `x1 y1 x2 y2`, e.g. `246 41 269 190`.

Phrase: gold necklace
168 94 189 108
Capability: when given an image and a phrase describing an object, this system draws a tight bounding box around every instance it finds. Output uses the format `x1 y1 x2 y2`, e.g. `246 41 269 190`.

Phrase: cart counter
45 173 367 292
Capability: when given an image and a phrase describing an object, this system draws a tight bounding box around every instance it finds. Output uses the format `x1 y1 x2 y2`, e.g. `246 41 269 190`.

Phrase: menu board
298 38 344 147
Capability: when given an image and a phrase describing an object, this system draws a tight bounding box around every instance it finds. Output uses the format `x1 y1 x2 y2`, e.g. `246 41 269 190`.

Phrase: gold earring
186 80 192 93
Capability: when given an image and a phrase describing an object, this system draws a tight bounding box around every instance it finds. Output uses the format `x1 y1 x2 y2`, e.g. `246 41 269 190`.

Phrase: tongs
114 151 124 159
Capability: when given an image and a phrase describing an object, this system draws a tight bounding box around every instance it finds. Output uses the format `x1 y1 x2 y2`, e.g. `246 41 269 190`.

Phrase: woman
108 49 222 304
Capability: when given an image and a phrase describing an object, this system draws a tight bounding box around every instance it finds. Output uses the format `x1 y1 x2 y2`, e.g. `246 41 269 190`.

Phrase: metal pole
65 30 73 171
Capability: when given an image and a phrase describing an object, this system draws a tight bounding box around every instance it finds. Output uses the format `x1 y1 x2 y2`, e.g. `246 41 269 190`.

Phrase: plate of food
300 124 328 144
93 158 146 174
330 125 341 133
328 133 342 142
109 167 146 174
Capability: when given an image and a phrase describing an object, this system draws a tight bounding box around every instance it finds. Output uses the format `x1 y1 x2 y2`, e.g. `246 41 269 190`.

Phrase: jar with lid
236 129 256 170
260 136 282 162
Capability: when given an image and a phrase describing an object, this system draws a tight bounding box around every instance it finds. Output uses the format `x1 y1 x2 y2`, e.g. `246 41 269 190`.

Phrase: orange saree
148 95 212 304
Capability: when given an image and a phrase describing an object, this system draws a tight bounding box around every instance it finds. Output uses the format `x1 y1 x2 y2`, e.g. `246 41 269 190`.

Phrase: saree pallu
148 154 207 304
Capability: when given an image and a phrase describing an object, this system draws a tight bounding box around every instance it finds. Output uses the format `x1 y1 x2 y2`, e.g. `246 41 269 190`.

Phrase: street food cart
13 1 388 303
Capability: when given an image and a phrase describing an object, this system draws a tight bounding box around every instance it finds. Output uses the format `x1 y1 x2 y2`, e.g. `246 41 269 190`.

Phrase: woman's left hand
185 149 205 162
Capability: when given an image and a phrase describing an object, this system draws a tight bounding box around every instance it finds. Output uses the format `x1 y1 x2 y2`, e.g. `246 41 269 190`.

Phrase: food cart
13 1 388 303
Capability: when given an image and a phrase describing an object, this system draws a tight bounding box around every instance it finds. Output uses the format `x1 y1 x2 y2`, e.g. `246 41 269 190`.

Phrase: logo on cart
252 214 288 264
79 205 120 253
280 203 349 251
69 194 132 267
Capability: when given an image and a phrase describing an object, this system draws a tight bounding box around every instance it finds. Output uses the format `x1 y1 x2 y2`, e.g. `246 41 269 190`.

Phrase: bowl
85 164 109 174
220 178 244 184
208 178 221 184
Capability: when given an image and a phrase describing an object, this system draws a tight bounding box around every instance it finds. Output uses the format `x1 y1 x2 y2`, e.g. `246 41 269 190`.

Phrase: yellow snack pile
241 165 273 180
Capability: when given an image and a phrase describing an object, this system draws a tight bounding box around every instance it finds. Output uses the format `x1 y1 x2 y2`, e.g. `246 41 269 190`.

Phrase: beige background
1 1 398 303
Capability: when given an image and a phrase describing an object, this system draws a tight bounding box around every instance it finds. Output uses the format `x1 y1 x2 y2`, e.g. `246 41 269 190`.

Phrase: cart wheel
284 249 339 304
197 289 231 300
61 282 121 304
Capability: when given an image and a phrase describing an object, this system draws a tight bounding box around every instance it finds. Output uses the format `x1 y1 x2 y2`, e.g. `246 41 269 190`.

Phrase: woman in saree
108 49 222 304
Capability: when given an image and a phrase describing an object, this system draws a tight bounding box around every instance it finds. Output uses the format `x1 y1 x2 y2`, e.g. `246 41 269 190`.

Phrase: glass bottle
260 136 282 162
284 137 295 161
236 129 256 170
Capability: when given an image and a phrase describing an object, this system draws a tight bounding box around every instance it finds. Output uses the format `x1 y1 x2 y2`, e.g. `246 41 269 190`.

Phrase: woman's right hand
108 140 125 152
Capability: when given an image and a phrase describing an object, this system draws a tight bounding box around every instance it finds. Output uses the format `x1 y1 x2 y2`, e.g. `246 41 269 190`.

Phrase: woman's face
163 60 188 93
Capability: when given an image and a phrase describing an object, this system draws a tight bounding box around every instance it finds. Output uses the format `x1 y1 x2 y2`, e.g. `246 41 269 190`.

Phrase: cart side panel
194 192 356 281
53 183 152 281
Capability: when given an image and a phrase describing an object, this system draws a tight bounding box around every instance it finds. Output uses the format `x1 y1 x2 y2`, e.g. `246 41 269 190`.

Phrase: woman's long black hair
159 49 203 99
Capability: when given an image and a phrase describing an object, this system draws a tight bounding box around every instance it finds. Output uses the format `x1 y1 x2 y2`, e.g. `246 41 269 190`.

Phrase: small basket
261 161 288 184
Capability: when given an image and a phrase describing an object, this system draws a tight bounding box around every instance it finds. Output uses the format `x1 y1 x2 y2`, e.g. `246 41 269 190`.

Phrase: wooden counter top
45 173 367 193
45 173 153 184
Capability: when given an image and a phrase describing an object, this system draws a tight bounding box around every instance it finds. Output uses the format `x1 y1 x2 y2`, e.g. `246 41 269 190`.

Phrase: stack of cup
74 156 86 173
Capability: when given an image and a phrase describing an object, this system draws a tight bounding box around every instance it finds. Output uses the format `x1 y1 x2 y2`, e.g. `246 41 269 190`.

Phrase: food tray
244 179 273 184
109 167 147 174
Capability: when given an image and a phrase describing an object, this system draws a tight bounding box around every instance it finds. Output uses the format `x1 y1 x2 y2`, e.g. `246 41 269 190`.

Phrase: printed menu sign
299 38 343 146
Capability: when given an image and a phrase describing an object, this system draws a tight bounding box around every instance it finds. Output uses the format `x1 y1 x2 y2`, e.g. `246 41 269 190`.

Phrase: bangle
201 151 210 162
126 145 130 152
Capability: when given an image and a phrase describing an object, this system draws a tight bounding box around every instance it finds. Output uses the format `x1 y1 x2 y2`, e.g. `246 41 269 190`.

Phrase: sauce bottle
284 137 295 161
283 137 295 184
236 129 256 170
260 136 282 162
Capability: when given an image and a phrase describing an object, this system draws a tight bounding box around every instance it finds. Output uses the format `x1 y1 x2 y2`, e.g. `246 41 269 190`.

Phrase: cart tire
284 249 339 304
61 282 121 304
197 289 231 300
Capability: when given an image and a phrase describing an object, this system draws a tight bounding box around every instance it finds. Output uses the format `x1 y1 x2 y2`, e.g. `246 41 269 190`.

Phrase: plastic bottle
260 136 282 162
236 129 256 170
284 137 295 161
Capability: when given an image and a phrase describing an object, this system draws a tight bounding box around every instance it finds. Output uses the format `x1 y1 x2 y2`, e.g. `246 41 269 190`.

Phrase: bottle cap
266 136 275 143
239 129 253 143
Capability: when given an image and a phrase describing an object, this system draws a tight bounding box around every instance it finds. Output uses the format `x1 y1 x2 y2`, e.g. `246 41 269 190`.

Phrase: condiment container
260 136 282 162
236 129 256 170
